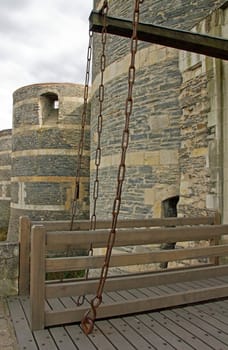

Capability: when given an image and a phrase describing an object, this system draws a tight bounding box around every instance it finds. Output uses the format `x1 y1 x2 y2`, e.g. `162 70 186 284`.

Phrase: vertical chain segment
81 0 144 335
90 0 109 232
76 0 109 306
70 30 93 230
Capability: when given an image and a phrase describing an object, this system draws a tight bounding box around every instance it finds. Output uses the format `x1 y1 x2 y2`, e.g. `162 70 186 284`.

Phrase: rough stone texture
0 130 12 229
178 7 225 216
178 70 211 215
93 0 227 78
0 2 228 296
0 243 18 296
91 1 227 219
8 83 90 241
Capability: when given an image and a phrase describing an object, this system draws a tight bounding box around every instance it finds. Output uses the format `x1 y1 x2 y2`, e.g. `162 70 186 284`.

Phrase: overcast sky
0 0 93 130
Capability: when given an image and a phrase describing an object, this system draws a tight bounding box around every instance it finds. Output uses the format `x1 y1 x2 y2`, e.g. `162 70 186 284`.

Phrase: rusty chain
81 0 144 335
76 0 109 306
70 29 93 230
90 0 108 232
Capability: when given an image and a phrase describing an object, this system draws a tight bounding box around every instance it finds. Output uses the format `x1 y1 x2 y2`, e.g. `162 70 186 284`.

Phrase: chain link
90 0 109 232
70 30 93 230
76 0 109 306
81 0 144 335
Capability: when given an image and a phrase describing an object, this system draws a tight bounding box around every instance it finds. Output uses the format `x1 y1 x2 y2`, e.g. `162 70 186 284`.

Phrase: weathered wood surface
19 216 31 295
8 296 228 349
46 224 228 250
19 214 219 294
30 225 46 331
89 12 228 60
45 265 228 298
27 213 228 330
46 244 228 272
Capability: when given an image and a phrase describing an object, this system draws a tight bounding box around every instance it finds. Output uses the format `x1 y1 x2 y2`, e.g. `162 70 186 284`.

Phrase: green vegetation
46 269 85 281
0 227 7 241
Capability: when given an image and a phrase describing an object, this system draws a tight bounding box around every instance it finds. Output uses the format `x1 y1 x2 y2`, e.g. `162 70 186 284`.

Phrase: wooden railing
18 214 219 295
18 213 228 331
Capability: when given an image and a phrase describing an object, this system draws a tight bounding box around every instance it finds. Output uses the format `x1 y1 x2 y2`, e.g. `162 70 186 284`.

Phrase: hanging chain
76 0 109 306
81 0 144 335
90 0 108 232
70 30 93 230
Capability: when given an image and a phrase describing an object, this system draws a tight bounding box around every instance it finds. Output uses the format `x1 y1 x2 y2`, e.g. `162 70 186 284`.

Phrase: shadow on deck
7 295 228 350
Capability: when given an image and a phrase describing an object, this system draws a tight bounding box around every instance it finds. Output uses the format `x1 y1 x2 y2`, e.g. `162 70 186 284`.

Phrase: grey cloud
28 52 86 84
0 0 29 10
0 0 92 130
55 0 93 20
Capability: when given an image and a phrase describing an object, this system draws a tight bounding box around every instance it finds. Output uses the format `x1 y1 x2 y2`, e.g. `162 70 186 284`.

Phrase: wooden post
30 225 46 330
90 12 228 60
19 216 31 295
209 211 221 265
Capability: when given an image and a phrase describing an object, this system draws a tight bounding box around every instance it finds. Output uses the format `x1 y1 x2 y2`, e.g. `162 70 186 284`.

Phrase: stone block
160 150 178 165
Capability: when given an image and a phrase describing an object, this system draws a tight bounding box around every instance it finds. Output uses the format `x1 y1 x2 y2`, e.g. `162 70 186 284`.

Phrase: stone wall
8 83 90 241
178 6 226 216
1 0 228 296
91 0 227 220
0 130 11 229
221 5 228 223
0 242 18 296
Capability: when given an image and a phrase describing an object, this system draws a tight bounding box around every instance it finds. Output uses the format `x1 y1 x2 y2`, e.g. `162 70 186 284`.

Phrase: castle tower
91 0 226 220
8 83 90 241
0 129 12 231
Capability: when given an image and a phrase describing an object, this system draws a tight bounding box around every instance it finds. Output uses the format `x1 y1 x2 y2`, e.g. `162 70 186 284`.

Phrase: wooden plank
46 265 228 298
209 211 221 265
49 327 78 350
124 315 193 350
83 325 118 350
30 225 46 331
7 297 38 350
66 324 99 350
33 330 58 350
173 308 228 348
112 316 176 349
19 216 31 295
194 301 228 324
145 312 213 350
185 304 228 334
45 284 228 327
19 295 32 325
90 12 228 60
47 298 65 311
162 308 228 349
59 296 77 309
33 215 216 231
96 320 137 350
46 224 227 250
109 317 159 350
45 244 228 272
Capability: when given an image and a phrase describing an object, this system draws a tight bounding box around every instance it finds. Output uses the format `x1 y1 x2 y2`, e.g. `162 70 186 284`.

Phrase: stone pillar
8 83 90 241
0 129 12 233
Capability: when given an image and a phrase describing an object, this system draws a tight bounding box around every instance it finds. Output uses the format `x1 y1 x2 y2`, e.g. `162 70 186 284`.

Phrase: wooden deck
8 295 228 350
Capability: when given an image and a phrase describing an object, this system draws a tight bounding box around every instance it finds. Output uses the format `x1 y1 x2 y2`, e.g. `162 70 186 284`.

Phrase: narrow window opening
54 100 59 109
40 92 59 124
162 196 179 218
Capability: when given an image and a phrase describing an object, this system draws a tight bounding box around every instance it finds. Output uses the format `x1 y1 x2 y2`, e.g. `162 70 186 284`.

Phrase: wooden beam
90 11 228 60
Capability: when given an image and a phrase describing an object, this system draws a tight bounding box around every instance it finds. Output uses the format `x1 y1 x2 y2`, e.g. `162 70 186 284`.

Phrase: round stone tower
8 83 90 241
91 0 226 220
0 129 12 231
